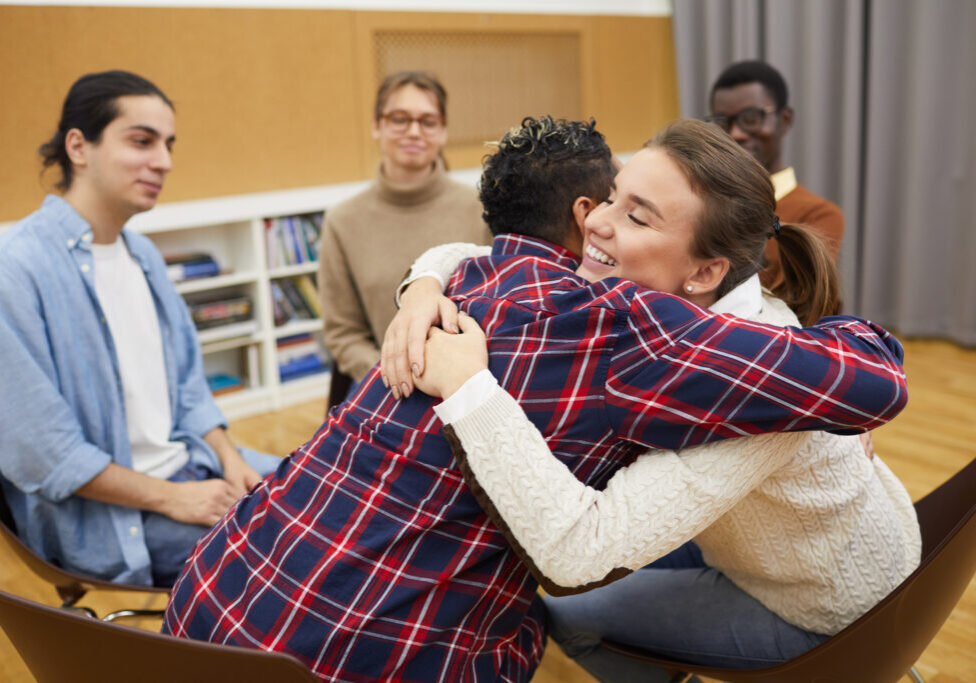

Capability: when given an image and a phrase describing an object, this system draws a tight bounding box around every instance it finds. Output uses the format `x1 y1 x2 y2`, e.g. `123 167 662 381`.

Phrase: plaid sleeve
605 292 907 450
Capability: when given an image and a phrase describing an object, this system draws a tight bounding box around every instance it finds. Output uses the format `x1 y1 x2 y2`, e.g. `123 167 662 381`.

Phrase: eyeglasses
380 110 444 134
705 106 778 133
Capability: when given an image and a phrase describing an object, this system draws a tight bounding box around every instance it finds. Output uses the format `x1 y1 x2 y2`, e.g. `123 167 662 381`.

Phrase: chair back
0 481 168 606
0 587 318 683
602 457 976 683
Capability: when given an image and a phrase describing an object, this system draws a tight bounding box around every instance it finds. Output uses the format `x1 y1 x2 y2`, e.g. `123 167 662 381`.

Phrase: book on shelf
270 281 296 326
189 295 253 330
164 252 221 282
295 275 322 317
276 333 328 382
207 373 245 396
197 319 258 342
271 277 320 326
264 213 323 269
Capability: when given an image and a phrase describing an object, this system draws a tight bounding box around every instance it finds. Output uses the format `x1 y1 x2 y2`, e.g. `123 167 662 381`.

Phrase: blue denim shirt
0 195 227 585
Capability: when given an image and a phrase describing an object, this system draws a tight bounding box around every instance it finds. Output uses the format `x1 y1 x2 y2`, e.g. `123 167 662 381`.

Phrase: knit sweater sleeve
395 242 492 305
443 381 809 594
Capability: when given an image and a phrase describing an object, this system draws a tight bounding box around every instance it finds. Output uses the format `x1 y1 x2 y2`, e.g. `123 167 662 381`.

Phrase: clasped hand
381 278 488 400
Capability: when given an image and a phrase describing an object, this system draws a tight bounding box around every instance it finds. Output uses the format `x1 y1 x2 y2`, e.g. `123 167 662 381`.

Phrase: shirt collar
771 166 797 202
710 273 763 318
41 194 151 271
491 233 580 271
40 194 96 247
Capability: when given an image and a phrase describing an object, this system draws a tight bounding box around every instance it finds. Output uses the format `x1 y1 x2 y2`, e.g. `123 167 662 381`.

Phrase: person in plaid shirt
163 117 907 682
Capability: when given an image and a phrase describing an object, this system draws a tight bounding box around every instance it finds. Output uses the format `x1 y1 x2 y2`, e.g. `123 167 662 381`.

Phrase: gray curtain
672 0 976 345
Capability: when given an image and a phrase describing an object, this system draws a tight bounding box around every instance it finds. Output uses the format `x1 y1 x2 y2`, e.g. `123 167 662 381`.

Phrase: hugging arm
606 293 907 446
420 315 805 593
439 378 806 593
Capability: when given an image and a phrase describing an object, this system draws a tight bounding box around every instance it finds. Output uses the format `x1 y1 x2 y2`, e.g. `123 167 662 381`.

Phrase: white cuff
433 369 499 424
395 270 446 308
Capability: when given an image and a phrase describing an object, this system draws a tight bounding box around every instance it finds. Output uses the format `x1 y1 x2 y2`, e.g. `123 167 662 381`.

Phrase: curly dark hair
478 116 615 243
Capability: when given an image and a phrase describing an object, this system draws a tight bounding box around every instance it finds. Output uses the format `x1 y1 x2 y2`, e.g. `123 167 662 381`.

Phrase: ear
778 106 794 134
571 196 597 234
64 128 88 167
371 119 381 140
685 257 729 296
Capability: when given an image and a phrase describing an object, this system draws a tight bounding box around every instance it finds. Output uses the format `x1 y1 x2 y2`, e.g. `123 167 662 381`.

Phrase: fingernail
391 385 400 399
411 363 420 377
381 375 389 388
447 323 458 333
400 383 410 398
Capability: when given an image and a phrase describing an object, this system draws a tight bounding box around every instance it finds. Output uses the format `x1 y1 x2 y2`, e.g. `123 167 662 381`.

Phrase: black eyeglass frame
379 110 444 134
704 106 780 133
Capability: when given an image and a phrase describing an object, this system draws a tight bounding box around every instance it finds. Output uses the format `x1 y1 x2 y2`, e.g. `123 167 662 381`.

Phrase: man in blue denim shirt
0 71 279 586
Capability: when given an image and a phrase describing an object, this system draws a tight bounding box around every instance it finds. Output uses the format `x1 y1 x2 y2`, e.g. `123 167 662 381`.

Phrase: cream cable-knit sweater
406 243 921 636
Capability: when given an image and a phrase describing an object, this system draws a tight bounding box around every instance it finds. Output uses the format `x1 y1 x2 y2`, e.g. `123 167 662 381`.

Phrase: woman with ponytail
387 118 919 679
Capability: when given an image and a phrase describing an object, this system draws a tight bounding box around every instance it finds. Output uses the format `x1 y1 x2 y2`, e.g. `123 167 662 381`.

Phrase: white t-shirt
90 238 189 479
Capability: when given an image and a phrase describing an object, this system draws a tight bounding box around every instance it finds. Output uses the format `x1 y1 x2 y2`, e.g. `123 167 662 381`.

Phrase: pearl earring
685 285 694 293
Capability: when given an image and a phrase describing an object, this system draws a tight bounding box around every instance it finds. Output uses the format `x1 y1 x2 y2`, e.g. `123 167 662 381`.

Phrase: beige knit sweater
318 160 490 381
438 290 921 636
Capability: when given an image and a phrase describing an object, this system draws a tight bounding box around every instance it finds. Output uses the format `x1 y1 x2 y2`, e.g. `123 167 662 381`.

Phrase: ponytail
771 223 842 326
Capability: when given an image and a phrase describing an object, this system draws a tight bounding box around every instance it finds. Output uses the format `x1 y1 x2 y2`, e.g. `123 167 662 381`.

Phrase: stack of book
207 373 245 396
188 294 253 330
164 252 220 282
265 213 323 268
277 333 328 382
271 275 321 326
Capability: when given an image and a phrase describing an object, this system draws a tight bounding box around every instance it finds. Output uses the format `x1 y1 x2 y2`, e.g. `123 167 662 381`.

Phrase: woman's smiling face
576 147 704 295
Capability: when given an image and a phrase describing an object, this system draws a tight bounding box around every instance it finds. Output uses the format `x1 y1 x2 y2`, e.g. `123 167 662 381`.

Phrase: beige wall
0 6 678 222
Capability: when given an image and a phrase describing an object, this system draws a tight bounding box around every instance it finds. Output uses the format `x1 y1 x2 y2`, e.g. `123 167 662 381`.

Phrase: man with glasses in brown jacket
707 60 844 290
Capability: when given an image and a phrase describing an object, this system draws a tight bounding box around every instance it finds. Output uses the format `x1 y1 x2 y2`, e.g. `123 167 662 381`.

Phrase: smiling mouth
585 243 618 267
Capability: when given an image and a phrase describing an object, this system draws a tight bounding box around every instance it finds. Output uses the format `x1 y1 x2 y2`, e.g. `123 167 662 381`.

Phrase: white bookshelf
0 169 485 420
127 182 375 420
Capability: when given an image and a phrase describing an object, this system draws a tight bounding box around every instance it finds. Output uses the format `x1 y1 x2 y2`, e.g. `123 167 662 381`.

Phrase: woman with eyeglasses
317 71 490 389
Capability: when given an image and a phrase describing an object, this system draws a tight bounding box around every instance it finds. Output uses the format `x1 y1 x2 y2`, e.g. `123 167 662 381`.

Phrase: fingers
406 319 431 384
456 311 485 339
439 298 459 334
381 322 410 398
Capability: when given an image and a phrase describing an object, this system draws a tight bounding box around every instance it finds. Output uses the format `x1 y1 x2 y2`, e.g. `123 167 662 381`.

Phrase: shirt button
66 239 75 248
80 263 90 273
129 526 139 536
83 233 93 242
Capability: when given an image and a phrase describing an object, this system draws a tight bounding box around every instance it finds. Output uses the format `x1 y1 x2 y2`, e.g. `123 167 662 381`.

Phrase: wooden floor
1 339 974 682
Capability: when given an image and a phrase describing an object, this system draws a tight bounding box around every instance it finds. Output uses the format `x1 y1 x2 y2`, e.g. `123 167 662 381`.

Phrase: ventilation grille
374 31 583 146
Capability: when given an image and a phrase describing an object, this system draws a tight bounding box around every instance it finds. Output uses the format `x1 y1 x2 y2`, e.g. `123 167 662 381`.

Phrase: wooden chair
601 456 976 683
0 484 168 621
0 587 318 683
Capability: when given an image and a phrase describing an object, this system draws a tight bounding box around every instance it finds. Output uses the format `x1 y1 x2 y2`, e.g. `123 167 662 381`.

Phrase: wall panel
0 6 677 222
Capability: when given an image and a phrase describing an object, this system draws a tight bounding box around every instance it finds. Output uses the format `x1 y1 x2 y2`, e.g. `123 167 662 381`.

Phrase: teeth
585 243 618 266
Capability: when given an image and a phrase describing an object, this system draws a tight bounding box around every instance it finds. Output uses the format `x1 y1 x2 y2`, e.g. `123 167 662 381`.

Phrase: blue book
166 259 219 281
279 353 326 381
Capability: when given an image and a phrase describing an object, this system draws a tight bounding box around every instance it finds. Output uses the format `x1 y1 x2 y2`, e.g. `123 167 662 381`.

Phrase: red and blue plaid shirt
164 235 906 682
